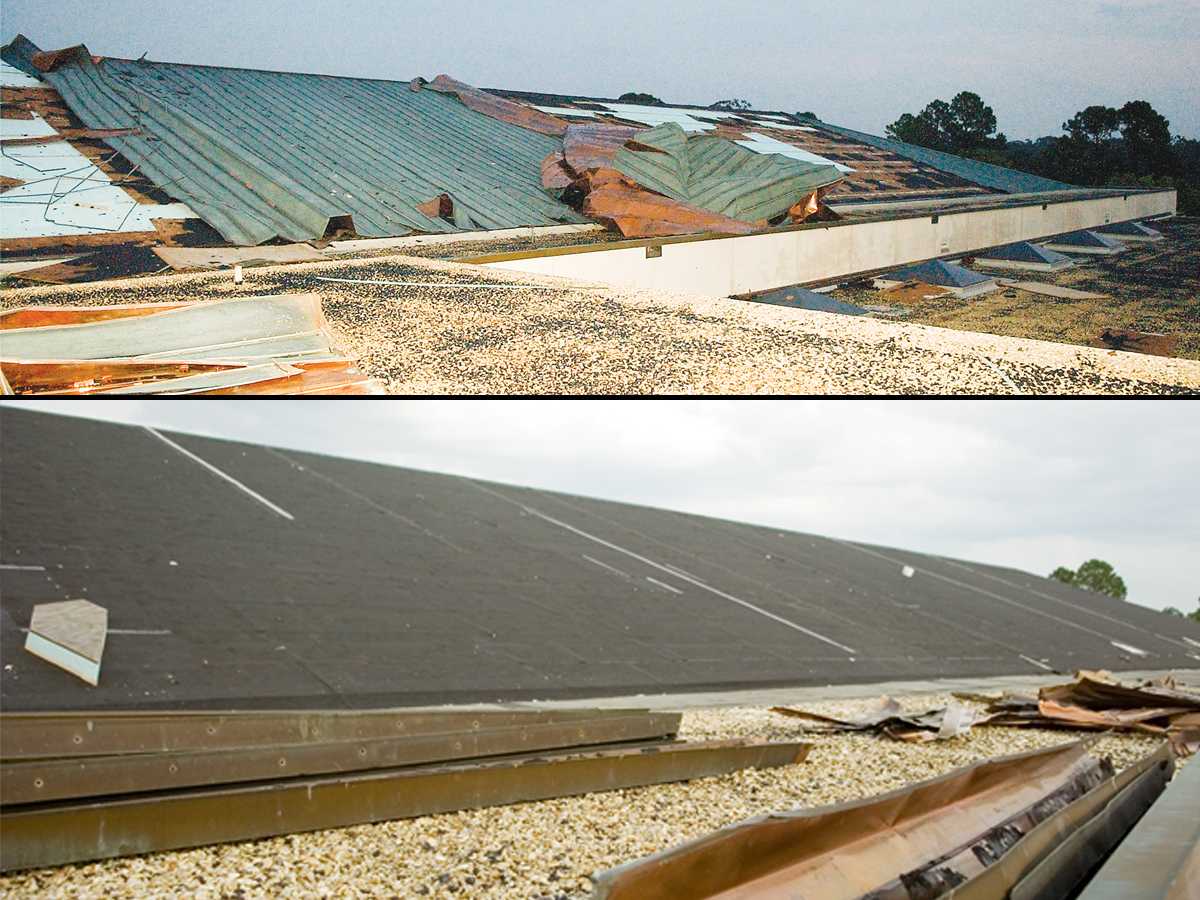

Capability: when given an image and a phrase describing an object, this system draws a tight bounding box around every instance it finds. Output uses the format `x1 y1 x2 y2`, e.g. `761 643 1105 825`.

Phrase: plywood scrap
151 243 326 271
880 280 955 303
772 696 983 742
1093 329 1178 358
24 600 107 686
591 742 1116 900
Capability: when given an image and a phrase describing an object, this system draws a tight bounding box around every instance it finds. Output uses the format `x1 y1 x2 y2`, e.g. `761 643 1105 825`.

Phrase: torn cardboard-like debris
24 599 107 685
772 696 982 742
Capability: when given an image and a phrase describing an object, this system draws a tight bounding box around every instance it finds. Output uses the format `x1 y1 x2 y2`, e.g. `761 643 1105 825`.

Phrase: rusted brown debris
0 295 387 396
967 671 1200 757
1094 329 1179 358
423 75 569 136
0 706 810 872
590 741 1174 900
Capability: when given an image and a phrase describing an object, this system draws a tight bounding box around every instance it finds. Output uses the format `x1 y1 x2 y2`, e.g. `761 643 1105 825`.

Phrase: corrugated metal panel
612 123 842 223
21 45 586 246
814 120 1075 194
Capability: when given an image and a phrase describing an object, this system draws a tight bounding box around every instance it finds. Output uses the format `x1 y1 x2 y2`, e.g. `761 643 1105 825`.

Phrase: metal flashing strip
589 742 1104 899
0 708 680 760
0 711 684 804
1078 745 1200 900
0 739 809 872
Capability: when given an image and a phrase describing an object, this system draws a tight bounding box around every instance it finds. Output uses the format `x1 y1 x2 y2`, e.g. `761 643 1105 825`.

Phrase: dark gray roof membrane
4 408 1199 712
1096 221 1162 238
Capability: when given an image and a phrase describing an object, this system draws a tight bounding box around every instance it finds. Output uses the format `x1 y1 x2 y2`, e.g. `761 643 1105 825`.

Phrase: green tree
886 92 1004 156
618 92 663 106
710 99 752 111
1049 560 1128 600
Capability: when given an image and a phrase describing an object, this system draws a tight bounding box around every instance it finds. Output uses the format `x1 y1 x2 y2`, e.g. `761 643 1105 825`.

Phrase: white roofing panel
0 116 196 238
534 106 597 118
735 133 856 174
597 103 723 133
0 59 43 87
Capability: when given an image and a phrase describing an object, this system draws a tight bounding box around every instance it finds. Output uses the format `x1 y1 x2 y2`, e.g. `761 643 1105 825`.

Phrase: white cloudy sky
6 400 1197 613
4 0 1199 138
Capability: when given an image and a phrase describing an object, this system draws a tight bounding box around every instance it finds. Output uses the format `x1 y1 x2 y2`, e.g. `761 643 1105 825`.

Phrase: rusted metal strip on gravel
0 707 680 760
0 739 809 872
589 740 1174 900
0 712 684 804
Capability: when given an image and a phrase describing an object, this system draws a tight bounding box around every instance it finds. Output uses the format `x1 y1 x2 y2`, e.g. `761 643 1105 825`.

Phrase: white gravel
0 694 1168 900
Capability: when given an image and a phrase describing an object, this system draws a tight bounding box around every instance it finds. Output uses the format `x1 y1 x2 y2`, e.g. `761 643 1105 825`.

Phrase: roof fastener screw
33 778 44 788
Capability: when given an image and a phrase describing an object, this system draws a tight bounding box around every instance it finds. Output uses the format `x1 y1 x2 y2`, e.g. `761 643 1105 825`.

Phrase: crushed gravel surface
3 252 1198 395
0 695 1170 900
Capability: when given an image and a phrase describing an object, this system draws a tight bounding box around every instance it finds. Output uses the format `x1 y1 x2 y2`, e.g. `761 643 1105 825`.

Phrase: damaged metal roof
3 37 587 246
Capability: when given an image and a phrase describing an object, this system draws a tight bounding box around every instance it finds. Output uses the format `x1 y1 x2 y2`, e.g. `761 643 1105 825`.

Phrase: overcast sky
4 0 1198 139
5 400 1197 614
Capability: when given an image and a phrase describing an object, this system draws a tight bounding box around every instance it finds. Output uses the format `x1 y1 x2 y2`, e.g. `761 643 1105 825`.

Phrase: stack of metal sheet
0 707 809 872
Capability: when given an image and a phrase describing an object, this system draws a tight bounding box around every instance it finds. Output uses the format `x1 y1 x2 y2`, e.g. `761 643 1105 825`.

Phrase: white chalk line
581 555 630 579
646 576 684 595
0 564 46 571
472 482 858 655
144 427 294 521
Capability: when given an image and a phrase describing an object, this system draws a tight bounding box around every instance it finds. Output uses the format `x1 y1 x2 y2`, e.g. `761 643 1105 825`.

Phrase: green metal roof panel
22 45 586 245
814 121 1075 194
613 123 843 223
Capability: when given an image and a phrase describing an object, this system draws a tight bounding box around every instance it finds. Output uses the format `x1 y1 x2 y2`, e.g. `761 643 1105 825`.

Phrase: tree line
885 92 1199 215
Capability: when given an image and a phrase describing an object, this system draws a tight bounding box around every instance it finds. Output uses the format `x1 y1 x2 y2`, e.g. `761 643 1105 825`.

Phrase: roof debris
589 741 1172 900
0 706 808 871
772 696 983 742
23 599 107 686
0 294 385 395
973 670 1200 757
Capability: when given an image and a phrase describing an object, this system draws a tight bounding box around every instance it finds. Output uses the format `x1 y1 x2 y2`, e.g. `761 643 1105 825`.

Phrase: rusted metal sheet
0 294 387 396
589 741 1110 900
0 738 808 872
1077 744 1200 900
583 180 760 238
980 671 1200 754
425 75 568 137
0 707 678 760
0 710 683 804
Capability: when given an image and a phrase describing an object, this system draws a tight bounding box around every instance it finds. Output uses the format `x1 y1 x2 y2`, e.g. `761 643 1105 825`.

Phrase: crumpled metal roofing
611 123 842 223
813 119 1075 194
3 37 586 246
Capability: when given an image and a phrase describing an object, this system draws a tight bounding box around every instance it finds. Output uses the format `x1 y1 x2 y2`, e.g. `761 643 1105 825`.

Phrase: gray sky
5 400 1197 614
4 0 1199 139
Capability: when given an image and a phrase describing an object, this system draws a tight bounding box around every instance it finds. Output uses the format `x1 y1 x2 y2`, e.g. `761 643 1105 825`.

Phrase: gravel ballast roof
3 253 1198 395
0 696 1173 899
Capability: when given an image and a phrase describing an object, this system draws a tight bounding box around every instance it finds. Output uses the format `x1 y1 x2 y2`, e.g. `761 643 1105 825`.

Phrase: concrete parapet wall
483 190 1177 295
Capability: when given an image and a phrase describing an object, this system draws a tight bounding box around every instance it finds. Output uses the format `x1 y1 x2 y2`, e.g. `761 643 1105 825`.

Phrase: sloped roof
884 259 994 288
2 36 586 246
1096 221 1164 239
979 242 1074 265
1050 230 1127 249
749 287 868 315
813 121 1075 195
611 123 842 223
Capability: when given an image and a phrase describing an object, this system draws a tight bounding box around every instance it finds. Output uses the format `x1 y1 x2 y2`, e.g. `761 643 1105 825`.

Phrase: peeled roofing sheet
815 120 1075 194
0 294 329 362
734 133 855 174
0 113 195 238
17 41 586 246
612 123 842 223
